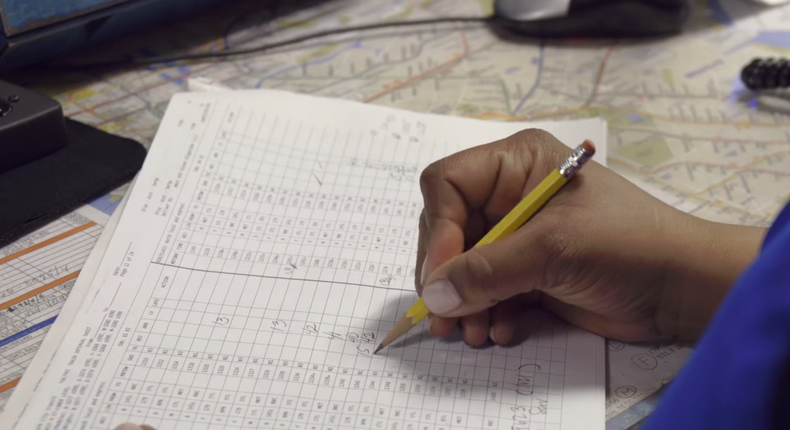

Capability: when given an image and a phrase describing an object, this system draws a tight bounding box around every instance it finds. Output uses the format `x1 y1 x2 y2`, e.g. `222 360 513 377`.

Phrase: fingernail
422 279 462 314
489 327 498 344
113 424 143 430
420 255 431 287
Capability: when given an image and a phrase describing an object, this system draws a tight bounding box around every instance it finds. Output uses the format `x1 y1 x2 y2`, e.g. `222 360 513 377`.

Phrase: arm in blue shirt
643 202 790 429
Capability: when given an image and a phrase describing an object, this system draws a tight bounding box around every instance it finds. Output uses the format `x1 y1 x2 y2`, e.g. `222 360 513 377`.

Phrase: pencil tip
373 343 384 354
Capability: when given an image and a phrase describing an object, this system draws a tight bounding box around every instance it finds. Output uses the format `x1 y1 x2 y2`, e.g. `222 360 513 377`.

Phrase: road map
1 0 789 428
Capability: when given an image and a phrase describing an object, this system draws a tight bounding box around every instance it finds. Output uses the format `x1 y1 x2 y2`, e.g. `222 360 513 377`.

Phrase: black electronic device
491 0 690 38
0 80 147 247
0 80 68 174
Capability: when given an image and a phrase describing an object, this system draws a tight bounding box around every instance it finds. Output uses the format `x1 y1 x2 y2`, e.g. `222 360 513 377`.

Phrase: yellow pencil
374 140 596 354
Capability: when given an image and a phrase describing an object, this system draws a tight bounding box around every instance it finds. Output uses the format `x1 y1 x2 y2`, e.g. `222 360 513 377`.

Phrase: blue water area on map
89 194 123 215
752 31 790 49
725 30 790 56
630 112 647 123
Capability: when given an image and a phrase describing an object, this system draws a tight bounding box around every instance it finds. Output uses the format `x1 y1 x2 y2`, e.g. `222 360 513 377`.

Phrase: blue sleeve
641 201 790 430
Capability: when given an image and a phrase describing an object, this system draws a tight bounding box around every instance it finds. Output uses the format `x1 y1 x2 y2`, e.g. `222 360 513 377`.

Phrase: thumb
113 424 157 430
421 227 553 318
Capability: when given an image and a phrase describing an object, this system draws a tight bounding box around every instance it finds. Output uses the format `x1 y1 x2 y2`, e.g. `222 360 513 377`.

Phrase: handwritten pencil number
510 406 529 429
271 320 287 332
213 317 230 326
378 275 395 286
324 331 343 340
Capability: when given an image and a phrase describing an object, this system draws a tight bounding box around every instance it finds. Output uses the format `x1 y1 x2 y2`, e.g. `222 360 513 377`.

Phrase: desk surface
3 0 790 427
34 0 790 226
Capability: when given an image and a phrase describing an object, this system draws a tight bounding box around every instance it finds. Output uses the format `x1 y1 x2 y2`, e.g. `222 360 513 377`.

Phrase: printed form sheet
0 206 110 410
8 90 606 430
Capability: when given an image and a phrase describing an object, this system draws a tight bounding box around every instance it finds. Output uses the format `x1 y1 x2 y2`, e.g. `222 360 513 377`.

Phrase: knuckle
418 164 446 221
508 128 565 165
419 161 443 193
514 128 554 142
510 128 555 150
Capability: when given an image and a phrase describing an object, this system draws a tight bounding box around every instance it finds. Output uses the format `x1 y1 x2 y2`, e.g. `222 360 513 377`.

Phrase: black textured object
0 80 68 174
741 58 790 91
0 117 147 248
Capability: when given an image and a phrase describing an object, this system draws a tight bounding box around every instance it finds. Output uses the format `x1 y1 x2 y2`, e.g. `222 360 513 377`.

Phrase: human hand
113 424 156 430
415 129 765 345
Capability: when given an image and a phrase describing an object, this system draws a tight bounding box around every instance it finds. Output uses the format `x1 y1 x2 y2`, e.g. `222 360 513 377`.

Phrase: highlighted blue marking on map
724 40 753 56
511 43 545 115
708 0 732 26
685 59 724 79
256 41 363 87
159 72 186 86
0 316 57 348
726 76 751 115
89 194 123 215
724 74 765 121
630 112 647 123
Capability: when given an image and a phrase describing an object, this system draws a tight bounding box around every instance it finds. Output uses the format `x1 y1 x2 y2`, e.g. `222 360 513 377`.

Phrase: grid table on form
8 90 605 430
0 213 103 409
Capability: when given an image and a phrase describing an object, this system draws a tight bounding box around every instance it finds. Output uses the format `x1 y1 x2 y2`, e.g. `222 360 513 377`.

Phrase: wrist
656 215 766 342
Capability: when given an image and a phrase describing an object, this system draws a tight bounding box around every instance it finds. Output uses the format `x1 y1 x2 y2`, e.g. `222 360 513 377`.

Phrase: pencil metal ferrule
558 144 594 178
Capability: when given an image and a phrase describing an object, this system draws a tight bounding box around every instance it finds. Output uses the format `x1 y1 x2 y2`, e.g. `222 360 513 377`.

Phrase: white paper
6 89 607 430
0 206 110 411
0 191 130 423
604 340 691 421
